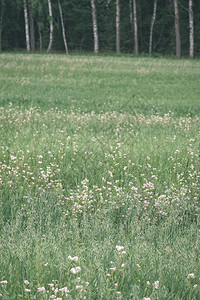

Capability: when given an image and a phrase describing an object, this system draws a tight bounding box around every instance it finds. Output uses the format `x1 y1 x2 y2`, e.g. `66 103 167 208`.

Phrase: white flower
68 255 79 263
0 281 8 284
38 287 46 292
76 285 83 290
25 288 31 292
187 273 195 279
24 280 29 285
59 287 69 294
193 284 198 288
116 291 121 295
110 267 116 271
143 298 151 300
116 245 124 252
106 274 111 277
70 266 81 274
153 280 159 289
146 281 150 286
0 294 2 297
121 263 125 268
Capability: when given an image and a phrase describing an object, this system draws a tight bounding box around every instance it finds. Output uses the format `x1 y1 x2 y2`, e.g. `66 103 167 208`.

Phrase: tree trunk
58 0 68 54
23 0 30 52
129 0 133 33
133 0 138 55
28 0 35 51
91 0 99 53
174 0 181 57
116 0 120 53
149 0 157 55
39 30 42 51
189 0 194 58
47 0 53 53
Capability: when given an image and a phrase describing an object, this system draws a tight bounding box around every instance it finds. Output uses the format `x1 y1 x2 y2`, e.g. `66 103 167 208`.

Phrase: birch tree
174 0 181 57
129 0 133 33
28 0 35 51
133 0 138 54
58 0 68 54
116 0 120 53
189 0 194 58
47 0 53 53
149 0 157 55
91 0 99 53
23 0 30 51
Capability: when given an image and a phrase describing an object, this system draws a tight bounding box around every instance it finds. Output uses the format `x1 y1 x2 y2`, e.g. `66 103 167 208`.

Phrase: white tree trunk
91 0 99 53
129 0 133 33
174 0 181 57
133 0 138 55
23 0 30 52
189 0 194 58
116 0 120 53
149 0 157 55
58 0 68 54
47 0 53 53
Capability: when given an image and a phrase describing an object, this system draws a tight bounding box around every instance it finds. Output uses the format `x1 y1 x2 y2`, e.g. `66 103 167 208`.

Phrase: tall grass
0 53 199 299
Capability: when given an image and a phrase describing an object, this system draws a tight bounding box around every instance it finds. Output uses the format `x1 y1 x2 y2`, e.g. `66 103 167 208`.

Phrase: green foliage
1 0 200 56
0 54 199 299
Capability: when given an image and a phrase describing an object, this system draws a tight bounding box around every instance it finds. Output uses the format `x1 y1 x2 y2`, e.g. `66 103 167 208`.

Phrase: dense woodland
0 0 200 57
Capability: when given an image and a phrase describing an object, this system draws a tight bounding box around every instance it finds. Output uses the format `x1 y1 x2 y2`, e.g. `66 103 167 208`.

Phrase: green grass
0 53 199 299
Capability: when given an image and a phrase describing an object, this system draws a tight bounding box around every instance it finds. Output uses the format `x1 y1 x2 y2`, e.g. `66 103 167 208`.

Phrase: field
0 53 199 299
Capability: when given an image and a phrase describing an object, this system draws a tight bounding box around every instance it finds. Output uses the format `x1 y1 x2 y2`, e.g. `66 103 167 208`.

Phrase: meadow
0 53 199 299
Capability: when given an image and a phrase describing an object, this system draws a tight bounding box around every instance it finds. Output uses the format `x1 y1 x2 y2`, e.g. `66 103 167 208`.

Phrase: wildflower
143 298 151 300
0 294 2 297
137 264 141 268
110 267 116 271
68 255 79 263
116 245 124 252
0 281 8 284
76 285 83 291
187 273 195 279
121 263 125 268
106 274 111 277
44 262 48 267
25 288 31 292
24 280 29 285
38 287 46 292
193 284 198 288
146 281 150 286
116 291 121 295
70 266 81 274
59 287 69 294
153 280 159 289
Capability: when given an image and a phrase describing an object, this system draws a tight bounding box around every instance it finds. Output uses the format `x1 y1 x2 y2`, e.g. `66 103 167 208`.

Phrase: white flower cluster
70 266 81 274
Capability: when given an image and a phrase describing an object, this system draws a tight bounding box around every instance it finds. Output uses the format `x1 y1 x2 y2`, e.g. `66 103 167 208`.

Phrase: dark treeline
0 0 200 57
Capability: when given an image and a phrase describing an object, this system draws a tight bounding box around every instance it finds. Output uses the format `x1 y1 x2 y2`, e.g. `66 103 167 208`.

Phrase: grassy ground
0 53 199 299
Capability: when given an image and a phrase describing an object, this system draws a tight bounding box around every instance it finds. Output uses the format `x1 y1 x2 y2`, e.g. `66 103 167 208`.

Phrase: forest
0 0 199 57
